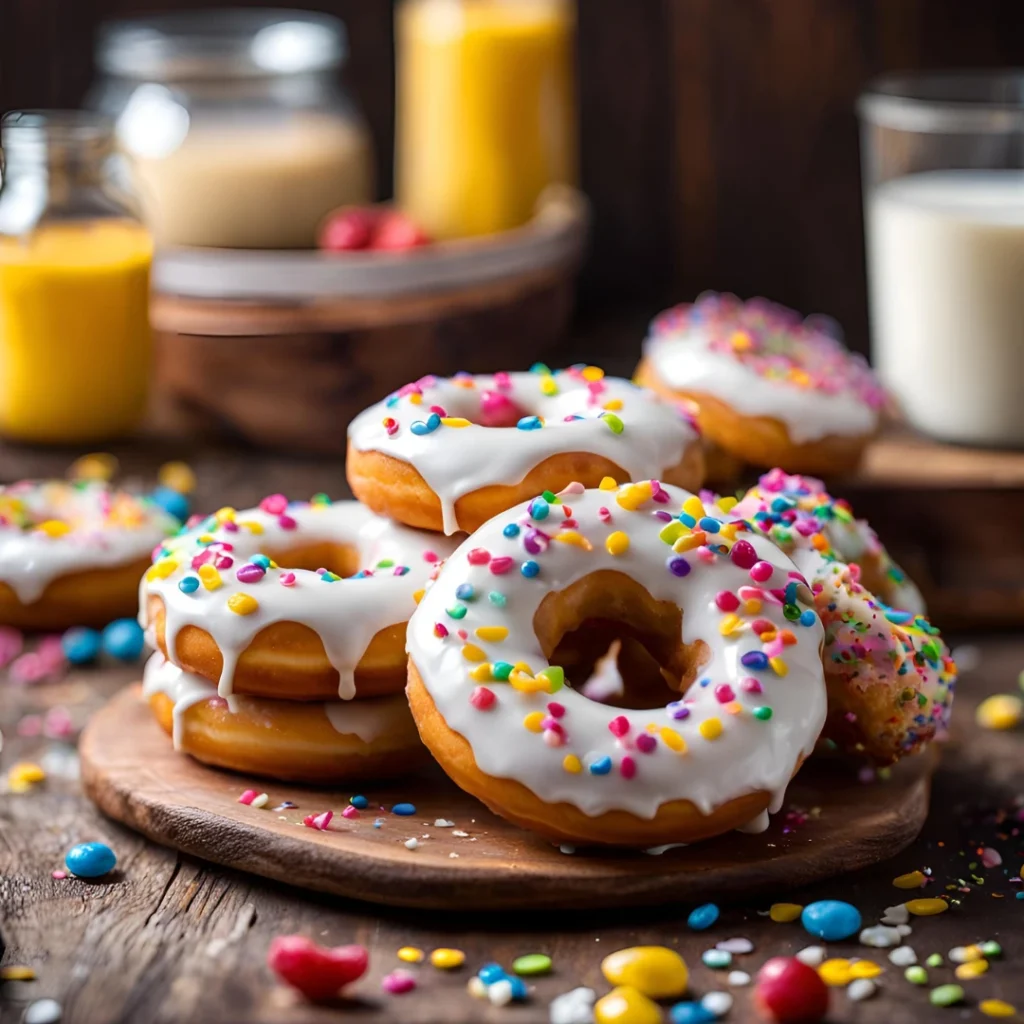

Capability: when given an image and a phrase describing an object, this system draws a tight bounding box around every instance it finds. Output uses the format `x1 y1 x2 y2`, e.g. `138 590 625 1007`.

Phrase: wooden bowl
150 188 588 455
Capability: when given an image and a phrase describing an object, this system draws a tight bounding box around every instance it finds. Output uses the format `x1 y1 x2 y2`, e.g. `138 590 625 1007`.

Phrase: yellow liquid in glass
397 0 576 240
0 220 152 442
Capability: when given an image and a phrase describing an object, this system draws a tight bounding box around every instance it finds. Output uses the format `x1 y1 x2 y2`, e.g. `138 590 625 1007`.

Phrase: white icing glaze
347 369 701 534
143 652 403 749
643 293 883 444
408 480 827 823
0 481 177 603
141 498 457 701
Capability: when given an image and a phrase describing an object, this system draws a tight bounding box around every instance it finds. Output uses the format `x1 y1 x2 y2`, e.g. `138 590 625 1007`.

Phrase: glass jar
0 111 153 443
859 73 1024 446
90 9 374 250
396 0 576 240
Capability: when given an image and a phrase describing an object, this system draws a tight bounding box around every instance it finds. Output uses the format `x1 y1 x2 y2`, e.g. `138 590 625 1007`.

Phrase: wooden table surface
1 441 1023 1024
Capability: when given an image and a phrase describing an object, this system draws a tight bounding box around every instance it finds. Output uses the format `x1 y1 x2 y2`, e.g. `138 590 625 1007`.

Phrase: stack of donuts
137 338 955 846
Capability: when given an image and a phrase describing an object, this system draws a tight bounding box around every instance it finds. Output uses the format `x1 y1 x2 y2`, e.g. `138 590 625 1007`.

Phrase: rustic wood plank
2 634 1023 1022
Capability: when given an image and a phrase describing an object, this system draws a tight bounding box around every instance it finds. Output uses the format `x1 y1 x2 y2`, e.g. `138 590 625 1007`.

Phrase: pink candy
715 590 740 612
750 560 774 583
489 556 514 575
259 493 288 515
467 548 491 565
470 686 496 710
381 969 416 995
620 756 637 779
608 715 630 737
303 810 334 831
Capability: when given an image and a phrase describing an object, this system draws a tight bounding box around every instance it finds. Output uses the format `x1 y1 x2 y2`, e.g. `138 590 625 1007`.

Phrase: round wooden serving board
81 686 937 911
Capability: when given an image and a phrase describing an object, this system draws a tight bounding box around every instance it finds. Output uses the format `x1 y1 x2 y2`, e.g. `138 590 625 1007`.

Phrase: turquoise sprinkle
446 604 468 620
488 591 507 607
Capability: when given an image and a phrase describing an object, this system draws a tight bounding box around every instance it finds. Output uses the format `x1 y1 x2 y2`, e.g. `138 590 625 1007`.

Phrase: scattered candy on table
266 936 368 1002
61 627 102 664
64 841 116 879
594 985 661 1024
100 618 146 661
799 900 862 941
601 946 688 999
975 694 1022 730
687 904 720 931
755 957 830 1023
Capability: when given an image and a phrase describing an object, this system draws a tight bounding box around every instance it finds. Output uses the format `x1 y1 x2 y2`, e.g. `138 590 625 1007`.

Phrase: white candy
701 991 734 1017
467 977 488 1000
404 838 419 850
434 819 455 827
847 978 877 1002
727 970 751 986
549 987 596 1024
889 946 917 967
860 925 902 948
716 937 754 954
23 1001 63 1024
897 924 913 937
489 979 514 1007
880 904 910 925
796 946 826 967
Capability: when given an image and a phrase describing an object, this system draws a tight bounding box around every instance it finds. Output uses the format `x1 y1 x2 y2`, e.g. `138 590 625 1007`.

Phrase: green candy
602 413 624 435
980 940 1002 957
925 954 944 968
929 984 964 1007
446 604 468 620
492 661 513 681
512 953 552 976
904 966 928 985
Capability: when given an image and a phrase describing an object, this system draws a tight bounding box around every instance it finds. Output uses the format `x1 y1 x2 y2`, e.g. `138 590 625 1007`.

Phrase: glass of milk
859 73 1024 446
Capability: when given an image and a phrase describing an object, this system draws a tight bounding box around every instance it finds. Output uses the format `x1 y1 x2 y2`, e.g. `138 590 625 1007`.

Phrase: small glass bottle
0 111 153 442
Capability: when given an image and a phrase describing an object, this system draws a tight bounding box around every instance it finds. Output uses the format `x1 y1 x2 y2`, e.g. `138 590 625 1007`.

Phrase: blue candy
588 756 612 776
350 795 368 809
520 560 540 578
101 618 145 661
507 976 528 1000
687 903 720 931
670 1003 716 1024
391 803 416 816
65 841 116 879
801 900 862 941
150 486 190 522
503 523 521 538
517 416 542 431
178 576 200 595
478 963 507 985
61 627 101 664
799 609 817 627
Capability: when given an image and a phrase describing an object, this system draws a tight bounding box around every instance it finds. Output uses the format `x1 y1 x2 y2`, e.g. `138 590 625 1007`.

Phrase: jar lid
96 9 347 81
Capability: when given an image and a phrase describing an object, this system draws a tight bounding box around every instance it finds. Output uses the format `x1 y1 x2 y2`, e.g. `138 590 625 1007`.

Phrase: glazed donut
0 480 177 629
635 292 885 474
142 496 457 701
406 480 827 847
346 367 704 535
730 471 954 762
143 654 424 783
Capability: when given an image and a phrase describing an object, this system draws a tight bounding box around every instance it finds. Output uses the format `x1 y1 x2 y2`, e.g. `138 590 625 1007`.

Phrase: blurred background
3 0 1022 345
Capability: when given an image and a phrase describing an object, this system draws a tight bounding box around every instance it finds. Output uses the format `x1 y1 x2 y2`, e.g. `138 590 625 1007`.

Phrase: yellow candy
227 593 259 616
563 754 582 774
158 461 197 494
37 520 71 538
599 476 618 491
69 452 118 482
659 521 686 545
603 399 623 411
595 987 661 1024
975 694 1022 730
510 672 548 693
659 727 686 753
214 506 236 524
582 365 605 382
606 531 630 556
475 626 508 643
146 559 178 581
540 375 558 397
672 532 705 553
461 644 487 662
409 392 423 404
718 613 741 636
601 946 689 999
768 656 788 677
819 959 853 986
718 496 738 512
893 870 926 889
850 960 883 979
553 530 593 551
955 959 989 980
980 999 1018 1018
198 565 222 590
430 947 465 970
769 902 803 923
469 664 493 682
397 946 424 964
440 417 471 428
616 482 652 511
905 898 948 916
523 711 545 733
699 718 722 741
8 762 45 787
682 496 705 519
413 588 425 604
0 966 37 981
238 520 264 535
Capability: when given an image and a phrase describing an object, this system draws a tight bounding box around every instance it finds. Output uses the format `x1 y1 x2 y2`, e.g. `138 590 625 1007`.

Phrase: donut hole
259 541 362 579
536 570 709 711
